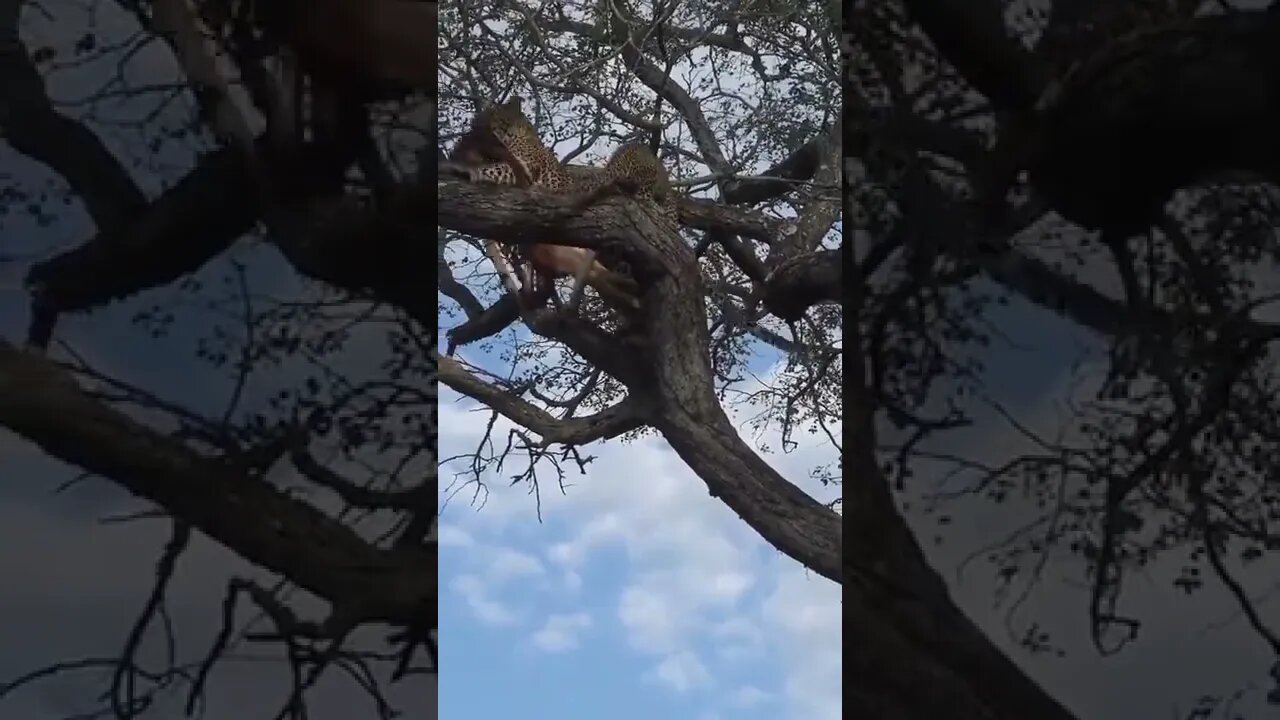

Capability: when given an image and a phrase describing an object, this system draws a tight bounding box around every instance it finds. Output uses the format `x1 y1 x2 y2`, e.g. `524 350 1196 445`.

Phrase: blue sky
435 268 843 719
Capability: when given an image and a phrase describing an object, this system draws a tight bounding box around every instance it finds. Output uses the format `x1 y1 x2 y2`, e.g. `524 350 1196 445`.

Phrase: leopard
462 99 677 225
452 99 640 312
591 142 678 227
456 99 681 314
459 97 575 192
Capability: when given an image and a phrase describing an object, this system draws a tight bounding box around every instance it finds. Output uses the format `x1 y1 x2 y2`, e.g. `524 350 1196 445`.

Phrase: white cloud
441 534 550 629
761 565 842 720
709 616 766 662
616 563 757 656
617 584 681 654
486 546 545 584
546 513 625 569
561 569 583 591
728 685 774 709
530 612 592 653
451 574 520 626
439 355 841 718
647 650 712 694
437 524 475 548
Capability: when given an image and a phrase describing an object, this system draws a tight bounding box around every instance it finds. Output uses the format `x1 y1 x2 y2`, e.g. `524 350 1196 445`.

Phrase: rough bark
437 180 844 582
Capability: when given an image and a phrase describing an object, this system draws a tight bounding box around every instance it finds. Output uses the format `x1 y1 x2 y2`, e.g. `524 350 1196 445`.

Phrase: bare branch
439 354 647 445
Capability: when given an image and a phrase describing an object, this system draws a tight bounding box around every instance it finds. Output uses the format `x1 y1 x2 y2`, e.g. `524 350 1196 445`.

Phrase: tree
851 1 1280 718
436 0 842 589
0 1 435 717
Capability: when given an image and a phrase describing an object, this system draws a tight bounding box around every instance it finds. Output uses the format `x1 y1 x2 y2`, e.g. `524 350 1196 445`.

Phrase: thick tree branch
437 180 636 252
290 447 424 510
1029 9 1280 235
444 293 521 354
896 0 1047 113
616 30 735 182
439 180 841 582
438 230 485 319
440 178 840 323
675 195 789 244
720 125 851 205
866 117 1280 346
24 140 355 345
27 148 258 312
844 275 1078 720
850 101 986 172
11 2 361 347
0 341 435 629
789 120 842 251
720 135 825 204
762 248 842 322
605 195 842 581
270 189 436 327
0 0 146 233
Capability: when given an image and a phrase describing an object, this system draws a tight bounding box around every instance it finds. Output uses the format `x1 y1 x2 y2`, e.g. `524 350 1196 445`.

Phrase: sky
4 2 1280 720
435 324 843 720
434 13 844 715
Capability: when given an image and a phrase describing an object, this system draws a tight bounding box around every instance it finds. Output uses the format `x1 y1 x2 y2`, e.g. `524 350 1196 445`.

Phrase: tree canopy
0 1 435 716
437 0 843 587
851 1 1280 718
